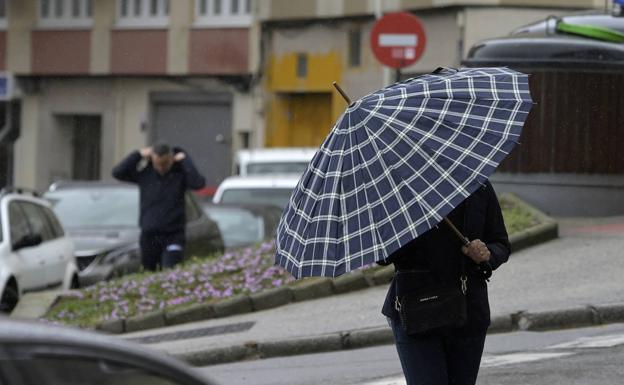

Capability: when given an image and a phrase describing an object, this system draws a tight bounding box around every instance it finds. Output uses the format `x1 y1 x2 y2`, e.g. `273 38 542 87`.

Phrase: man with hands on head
112 142 206 271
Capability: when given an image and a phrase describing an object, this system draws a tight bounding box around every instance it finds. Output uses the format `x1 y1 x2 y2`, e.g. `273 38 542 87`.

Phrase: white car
0 188 78 313
212 175 301 209
234 147 316 176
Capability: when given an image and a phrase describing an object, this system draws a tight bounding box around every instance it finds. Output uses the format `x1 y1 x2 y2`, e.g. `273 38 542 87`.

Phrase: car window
204 206 265 248
45 188 139 229
8 202 32 247
185 194 202 222
42 206 65 238
0 351 199 385
220 188 293 209
20 202 56 242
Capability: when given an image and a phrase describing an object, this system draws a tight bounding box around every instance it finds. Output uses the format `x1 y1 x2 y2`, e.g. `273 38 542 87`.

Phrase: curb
48 195 557 334
171 303 624 367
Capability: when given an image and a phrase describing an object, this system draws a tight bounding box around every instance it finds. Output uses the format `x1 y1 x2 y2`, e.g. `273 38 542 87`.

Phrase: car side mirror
13 233 43 251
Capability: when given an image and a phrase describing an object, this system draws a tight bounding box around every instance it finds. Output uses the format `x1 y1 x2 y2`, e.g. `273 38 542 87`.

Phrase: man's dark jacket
381 181 510 333
112 149 206 234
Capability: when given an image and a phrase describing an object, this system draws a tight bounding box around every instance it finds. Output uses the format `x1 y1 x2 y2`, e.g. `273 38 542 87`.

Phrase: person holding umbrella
378 180 510 384
275 67 533 385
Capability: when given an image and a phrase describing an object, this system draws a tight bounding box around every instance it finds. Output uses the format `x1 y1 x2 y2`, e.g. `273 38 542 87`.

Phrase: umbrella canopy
275 67 533 278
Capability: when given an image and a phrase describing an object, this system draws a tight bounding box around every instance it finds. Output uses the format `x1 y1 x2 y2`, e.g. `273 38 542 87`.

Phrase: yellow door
288 93 332 147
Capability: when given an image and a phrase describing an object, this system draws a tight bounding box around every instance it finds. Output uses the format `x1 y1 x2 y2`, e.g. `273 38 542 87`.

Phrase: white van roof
212 175 301 204
236 147 317 163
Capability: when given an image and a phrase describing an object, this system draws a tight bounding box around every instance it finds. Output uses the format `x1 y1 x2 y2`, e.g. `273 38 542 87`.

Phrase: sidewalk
122 215 624 366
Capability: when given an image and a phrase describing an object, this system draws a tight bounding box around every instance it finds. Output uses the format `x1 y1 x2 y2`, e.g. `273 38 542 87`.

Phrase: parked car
212 175 300 209
234 147 316 176
201 203 283 249
0 319 216 385
44 181 224 286
0 187 78 313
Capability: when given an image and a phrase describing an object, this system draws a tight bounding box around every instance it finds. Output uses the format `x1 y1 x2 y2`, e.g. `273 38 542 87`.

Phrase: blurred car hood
67 227 140 255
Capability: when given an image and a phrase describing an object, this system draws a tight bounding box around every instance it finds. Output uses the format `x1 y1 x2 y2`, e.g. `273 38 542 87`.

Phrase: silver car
0 319 216 385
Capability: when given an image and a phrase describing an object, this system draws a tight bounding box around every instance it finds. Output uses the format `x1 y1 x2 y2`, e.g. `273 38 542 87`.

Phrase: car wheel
0 282 19 313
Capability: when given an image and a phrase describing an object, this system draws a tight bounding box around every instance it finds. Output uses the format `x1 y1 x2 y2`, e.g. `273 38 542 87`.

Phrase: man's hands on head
173 152 186 162
461 239 491 263
140 147 153 157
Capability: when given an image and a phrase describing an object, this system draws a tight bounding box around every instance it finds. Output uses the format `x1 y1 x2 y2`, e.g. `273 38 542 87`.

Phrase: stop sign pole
370 12 427 82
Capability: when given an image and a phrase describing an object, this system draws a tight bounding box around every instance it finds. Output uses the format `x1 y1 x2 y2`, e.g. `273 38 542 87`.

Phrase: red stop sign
370 12 427 69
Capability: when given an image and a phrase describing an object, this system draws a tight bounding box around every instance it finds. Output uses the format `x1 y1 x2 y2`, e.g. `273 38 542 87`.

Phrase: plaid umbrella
275 67 533 278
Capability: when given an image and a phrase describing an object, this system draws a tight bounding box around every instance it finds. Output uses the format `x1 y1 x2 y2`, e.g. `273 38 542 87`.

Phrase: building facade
255 0 607 148
1 0 256 192
0 0 612 194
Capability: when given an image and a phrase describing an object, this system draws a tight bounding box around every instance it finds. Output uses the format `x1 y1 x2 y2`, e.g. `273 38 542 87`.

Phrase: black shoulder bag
394 256 468 335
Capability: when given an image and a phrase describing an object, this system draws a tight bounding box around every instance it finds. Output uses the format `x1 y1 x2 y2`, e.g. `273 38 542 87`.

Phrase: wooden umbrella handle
443 217 470 246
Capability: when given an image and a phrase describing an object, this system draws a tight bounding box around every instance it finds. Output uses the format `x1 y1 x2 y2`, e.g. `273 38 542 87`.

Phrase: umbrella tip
332 81 352 105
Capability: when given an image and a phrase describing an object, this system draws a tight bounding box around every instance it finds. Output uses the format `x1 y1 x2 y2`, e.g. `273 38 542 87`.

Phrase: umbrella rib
362 82 470 227
359 106 510 171
358 102 441 246
351 105 392 264
356 90 415 259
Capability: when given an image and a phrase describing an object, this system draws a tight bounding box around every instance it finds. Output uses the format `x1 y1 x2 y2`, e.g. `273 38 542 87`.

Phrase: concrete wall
491 173 624 217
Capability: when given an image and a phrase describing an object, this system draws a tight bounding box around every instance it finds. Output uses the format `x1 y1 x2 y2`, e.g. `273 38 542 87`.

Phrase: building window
117 0 169 28
195 0 252 28
0 0 7 29
348 29 362 67
296 53 307 78
38 0 93 29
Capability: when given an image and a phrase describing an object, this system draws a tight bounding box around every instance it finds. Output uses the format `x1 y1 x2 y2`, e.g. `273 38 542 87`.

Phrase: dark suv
44 181 224 286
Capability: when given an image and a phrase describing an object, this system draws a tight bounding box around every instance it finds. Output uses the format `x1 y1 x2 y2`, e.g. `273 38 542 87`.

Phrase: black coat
112 149 206 234
381 181 510 333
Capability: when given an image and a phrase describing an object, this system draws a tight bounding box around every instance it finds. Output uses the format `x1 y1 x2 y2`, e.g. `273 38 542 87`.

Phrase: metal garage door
151 92 232 192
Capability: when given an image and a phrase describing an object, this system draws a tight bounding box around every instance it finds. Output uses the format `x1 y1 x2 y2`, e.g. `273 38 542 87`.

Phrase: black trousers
390 317 487 385
139 231 185 271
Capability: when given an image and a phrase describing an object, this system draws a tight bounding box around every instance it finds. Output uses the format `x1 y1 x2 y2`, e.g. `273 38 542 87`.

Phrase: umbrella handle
443 217 470 246
332 82 352 105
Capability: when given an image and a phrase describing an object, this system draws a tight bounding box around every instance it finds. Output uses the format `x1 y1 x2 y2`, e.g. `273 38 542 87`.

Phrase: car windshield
220 188 293 209
247 162 309 175
204 206 265 248
45 188 139 229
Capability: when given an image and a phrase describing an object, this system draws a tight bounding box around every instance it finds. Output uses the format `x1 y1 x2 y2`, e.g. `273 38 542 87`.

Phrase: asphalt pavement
122 216 624 366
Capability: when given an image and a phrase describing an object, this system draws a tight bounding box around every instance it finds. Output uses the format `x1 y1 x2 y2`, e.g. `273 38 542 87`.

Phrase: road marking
547 334 624 349
363 376 405 385
362 352 573 384
480 352 573 368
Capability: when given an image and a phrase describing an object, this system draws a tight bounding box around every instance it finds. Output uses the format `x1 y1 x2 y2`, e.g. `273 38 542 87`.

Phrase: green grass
500 196 540 235
42 197 539 329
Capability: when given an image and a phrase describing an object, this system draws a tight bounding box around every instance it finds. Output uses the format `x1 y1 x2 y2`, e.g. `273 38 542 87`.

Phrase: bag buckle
460 275 467 295
394 296 401 311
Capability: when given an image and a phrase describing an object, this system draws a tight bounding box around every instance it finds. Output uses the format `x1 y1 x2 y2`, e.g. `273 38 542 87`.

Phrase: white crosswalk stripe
361 334 624 385
480 352 573 368
546 334 624 349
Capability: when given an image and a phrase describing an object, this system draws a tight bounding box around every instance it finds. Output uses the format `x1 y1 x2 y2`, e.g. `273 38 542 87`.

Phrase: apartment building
255 0 606 148
1 0 256 191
